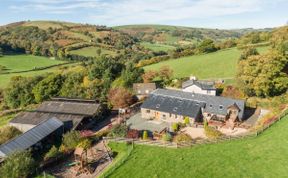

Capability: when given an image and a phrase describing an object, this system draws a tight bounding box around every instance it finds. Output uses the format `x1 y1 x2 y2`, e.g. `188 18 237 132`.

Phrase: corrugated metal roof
0 117 63 158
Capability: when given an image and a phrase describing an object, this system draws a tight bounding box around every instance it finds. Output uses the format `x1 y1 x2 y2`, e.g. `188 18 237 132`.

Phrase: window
146 110 150 113
169 113 172 117
173 107 178 112
219 105 223 110
175 115 178 118
209 104 213 108
156 104 160 108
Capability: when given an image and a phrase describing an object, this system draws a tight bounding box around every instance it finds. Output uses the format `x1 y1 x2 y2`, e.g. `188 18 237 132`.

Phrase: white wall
183 85 216 96
9 123 36 132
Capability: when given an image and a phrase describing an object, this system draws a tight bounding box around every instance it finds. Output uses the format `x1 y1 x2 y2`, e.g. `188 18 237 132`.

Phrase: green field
0 55 64 73
140 42 176 52
144 47 268 79
69 46 117 57
107 115 288 178
0 55 72 88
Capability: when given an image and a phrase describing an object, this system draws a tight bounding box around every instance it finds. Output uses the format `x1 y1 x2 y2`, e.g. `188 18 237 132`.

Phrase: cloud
8 0 285 25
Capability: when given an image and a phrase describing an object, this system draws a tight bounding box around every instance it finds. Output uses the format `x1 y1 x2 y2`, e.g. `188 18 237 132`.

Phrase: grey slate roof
133 83 156 95
10 111 84 129
182 80 215 90
36 99 100 116
142 89 245 119
0 118 63 158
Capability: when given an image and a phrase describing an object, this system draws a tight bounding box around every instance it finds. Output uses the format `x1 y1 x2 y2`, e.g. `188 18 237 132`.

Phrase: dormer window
219 105 223 110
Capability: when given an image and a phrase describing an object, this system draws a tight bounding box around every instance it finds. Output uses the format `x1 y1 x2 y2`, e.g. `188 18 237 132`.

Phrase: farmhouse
9 98 103 132
141 89 245 125
133 83 157 99
182 78 216 96
0 117 63 159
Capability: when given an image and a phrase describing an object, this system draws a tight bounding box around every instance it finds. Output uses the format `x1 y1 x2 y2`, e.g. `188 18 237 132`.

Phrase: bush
162 132 172 142
44 145 61 161
62 131 82 150
0 126 22 145
172 123 179 132
108 124 128 137
77 138 92 149
204 121 223 139
142 130 148 140
184 117 190 126
0 151 35 178
174 133 193 143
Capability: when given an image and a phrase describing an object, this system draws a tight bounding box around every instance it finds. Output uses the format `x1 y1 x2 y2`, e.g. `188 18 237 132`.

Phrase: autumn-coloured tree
158 65 173 84
142 70 158 83
108 88 136 109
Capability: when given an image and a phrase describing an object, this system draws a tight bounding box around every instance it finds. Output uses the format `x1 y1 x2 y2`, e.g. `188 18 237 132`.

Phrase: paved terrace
127 113 170 133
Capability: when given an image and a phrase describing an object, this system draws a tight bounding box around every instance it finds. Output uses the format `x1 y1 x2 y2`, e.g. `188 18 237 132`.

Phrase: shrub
0 126 22 145
174 133 193 143
184 117 190 126
77 138 92 149
94 129 109 139
204 121 223 139
162 132 172 142
172 123 179 132
44 145 61 161
108 124 128 137
62 131 82 150
142 130 148 140
0 151 35 178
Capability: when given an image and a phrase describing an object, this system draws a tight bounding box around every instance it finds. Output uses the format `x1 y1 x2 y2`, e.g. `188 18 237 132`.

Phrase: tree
4 76 43 108
120 62 144 87
96 48 102 56
32 74 65 103
237 50 288 97
172 123 179 132
142 130 148 140
158 65 173 84
197 39 218 54
239 47 259 60
108 124 128 137
0 126 22 145
62 131 82 150
108 88 136 109
142 70 158 83
0 47 3 57
0 151 35 178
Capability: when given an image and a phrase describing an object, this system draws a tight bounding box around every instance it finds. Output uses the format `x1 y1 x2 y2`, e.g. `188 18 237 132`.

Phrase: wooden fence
104 108 288 149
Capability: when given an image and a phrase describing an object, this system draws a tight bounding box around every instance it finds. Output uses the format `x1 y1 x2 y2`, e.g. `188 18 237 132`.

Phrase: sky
0 0 287 29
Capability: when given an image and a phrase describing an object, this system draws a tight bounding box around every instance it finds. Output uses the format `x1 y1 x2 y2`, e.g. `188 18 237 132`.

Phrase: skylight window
219 105 223 110
156 104 160 108
209 104 213 108
173 107 178 112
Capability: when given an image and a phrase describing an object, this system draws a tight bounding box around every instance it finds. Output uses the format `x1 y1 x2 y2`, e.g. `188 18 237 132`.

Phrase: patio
126 113 170 133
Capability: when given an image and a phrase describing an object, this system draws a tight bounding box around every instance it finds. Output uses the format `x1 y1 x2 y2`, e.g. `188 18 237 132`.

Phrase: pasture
140 42 176 52
144 46 268 79
69 46 117 57
106 115 288 178
0 55 70 88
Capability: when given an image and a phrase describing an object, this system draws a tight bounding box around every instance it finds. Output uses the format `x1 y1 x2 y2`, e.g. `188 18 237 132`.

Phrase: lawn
144 46 269 79
0 55 65 73
69 46 117 57
140 42 176 52
107 115 288 178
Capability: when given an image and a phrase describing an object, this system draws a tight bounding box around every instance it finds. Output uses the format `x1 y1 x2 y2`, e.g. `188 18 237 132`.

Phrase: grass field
0 55 65 73
69 46 117 57
107 115 288 178
140 42 176 52
144 47 268 79
0 55 74 88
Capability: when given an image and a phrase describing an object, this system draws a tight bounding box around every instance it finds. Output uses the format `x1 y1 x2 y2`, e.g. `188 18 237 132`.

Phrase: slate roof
10 111 84 129
142 89 245 119
36 99 100 116
182 80 215 90
0 118 63 158
133 83 157 95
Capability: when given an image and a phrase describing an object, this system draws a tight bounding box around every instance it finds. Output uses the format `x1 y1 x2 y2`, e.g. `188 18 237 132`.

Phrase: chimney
190 75 197 80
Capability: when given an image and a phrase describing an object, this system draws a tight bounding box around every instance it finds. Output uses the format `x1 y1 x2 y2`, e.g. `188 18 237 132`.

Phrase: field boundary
0 62 74 75
104 108 288 148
